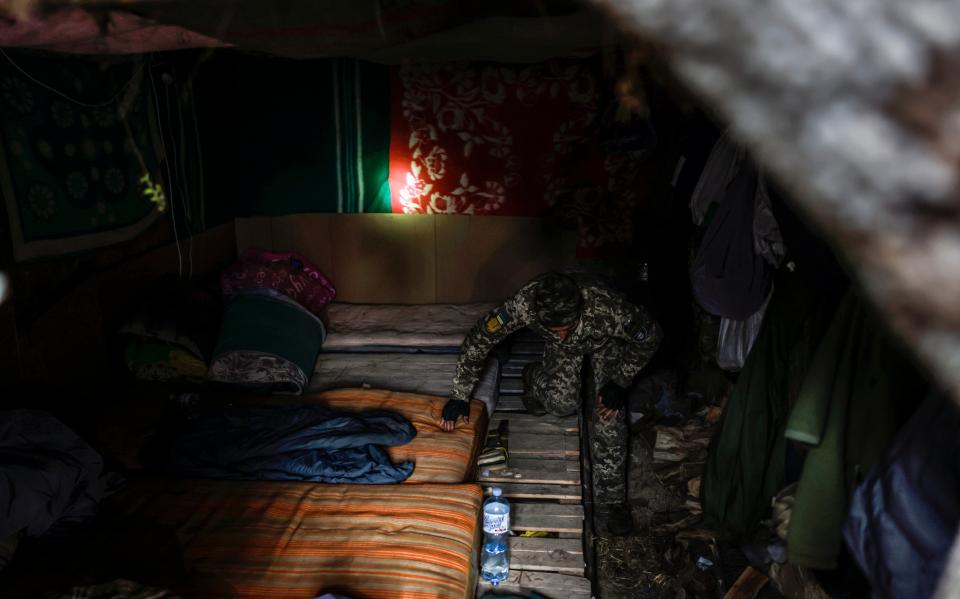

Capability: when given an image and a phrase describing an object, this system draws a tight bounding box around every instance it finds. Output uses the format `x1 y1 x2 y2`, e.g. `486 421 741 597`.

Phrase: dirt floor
595 408 725 599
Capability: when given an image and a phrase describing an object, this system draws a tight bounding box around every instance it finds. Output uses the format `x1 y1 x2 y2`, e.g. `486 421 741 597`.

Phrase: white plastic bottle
481 487 511 585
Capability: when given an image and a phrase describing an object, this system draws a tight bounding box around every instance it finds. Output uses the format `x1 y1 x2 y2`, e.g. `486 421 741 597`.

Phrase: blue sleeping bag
145 404 417 484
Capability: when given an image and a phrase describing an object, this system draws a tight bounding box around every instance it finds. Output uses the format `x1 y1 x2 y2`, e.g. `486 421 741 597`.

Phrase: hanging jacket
691 160 772 319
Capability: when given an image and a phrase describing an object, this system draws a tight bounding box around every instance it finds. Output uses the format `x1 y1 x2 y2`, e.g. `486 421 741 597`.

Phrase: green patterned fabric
195 55 390 225
0 53 161 260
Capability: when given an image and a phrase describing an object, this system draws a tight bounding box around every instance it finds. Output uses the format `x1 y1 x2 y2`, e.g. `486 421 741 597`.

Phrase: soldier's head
534 273 582 341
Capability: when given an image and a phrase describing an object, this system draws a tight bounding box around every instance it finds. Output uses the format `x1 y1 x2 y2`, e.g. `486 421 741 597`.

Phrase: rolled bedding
208 290 326 394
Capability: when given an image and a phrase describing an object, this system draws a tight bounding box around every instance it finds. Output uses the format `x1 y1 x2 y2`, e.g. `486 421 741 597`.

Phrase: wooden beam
723 567 769 599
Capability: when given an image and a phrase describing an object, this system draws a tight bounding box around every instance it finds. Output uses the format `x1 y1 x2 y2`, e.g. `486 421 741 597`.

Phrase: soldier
441 272 662 536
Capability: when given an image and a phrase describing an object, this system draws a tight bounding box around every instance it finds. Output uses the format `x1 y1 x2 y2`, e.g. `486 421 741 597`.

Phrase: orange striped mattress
220 388 487 484
104 477 483 599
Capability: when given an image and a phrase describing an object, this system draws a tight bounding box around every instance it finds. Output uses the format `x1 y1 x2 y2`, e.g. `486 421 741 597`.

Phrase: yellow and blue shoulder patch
485 309 512 334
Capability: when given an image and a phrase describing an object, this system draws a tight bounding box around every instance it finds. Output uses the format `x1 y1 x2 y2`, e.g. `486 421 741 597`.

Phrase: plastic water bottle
481 487 511 585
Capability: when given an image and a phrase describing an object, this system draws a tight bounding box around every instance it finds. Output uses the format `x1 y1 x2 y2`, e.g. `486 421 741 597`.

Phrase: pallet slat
479 458 580 485
508 537 584 575
477 570 592 599
500 377 525 395
495 395 525 412
512 503 584 534
509 432 579 458
482 482 581 501
503 354 542 365
501 363 527 376
491 413 579 434
512 340 546 355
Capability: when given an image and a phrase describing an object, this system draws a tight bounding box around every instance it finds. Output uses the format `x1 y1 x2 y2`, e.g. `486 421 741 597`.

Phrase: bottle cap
492 487 502 498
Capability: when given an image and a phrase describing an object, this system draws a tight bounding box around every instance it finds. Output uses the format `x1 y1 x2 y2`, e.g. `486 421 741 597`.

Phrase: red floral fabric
220 249 336 317
388 59 650 256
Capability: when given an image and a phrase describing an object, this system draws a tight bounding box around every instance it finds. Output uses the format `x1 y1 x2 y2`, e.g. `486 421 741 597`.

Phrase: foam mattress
323 303 495 352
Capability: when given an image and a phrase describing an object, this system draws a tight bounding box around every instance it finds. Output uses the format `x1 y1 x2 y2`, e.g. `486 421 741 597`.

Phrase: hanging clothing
716 286 772 371
690 160 771 319
689 132 785 320
843 392 960 599
702 271 838 537
690 131 785 267
786 291 926 569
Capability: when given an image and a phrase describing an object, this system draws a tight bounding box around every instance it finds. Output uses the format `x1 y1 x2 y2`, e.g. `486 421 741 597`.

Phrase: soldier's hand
597 382 627 420
441 399 470 432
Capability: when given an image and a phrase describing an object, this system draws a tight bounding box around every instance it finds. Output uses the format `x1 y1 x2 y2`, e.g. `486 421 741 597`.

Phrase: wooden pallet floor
476 336 592 599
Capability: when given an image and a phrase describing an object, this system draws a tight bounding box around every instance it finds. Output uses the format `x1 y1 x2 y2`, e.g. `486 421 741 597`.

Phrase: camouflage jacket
450 274 662 402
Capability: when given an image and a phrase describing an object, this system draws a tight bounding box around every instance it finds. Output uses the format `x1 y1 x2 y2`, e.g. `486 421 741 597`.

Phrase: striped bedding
104 477 483 599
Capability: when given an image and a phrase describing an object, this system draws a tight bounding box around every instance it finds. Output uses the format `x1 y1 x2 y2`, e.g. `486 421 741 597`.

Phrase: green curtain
195 53 390 225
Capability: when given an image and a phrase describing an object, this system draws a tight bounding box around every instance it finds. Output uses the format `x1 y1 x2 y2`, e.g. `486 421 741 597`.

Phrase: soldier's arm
609 300 663 387
449 283 537 403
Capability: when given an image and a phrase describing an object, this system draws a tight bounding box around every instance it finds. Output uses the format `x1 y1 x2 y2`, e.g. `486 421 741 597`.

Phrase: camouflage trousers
528 340 629 505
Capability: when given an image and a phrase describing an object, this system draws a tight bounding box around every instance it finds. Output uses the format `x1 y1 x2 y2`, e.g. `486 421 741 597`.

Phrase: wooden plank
483 482 581 501
510 432 579 458
513 503 584 534
514 329 544 342
508 537 584 575
513 340 546 355
491 412 579 433
503 354 541 365
502 362 527 376
496 395 525 411
477 570 592 599
479 458 580 485
500 377 525 395
723 567 769 599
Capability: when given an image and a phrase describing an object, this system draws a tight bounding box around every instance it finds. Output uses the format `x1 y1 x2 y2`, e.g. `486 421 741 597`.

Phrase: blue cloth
147 405 416 484
843 392 960 599
0 411 115 538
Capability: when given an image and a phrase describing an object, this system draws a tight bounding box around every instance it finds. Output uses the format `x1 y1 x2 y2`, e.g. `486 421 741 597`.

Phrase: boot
596 503 633 537
520 362 547 416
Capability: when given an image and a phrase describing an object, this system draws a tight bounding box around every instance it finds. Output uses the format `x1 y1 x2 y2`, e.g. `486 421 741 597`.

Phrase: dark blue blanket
146 405 417 484
0 410 114 539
